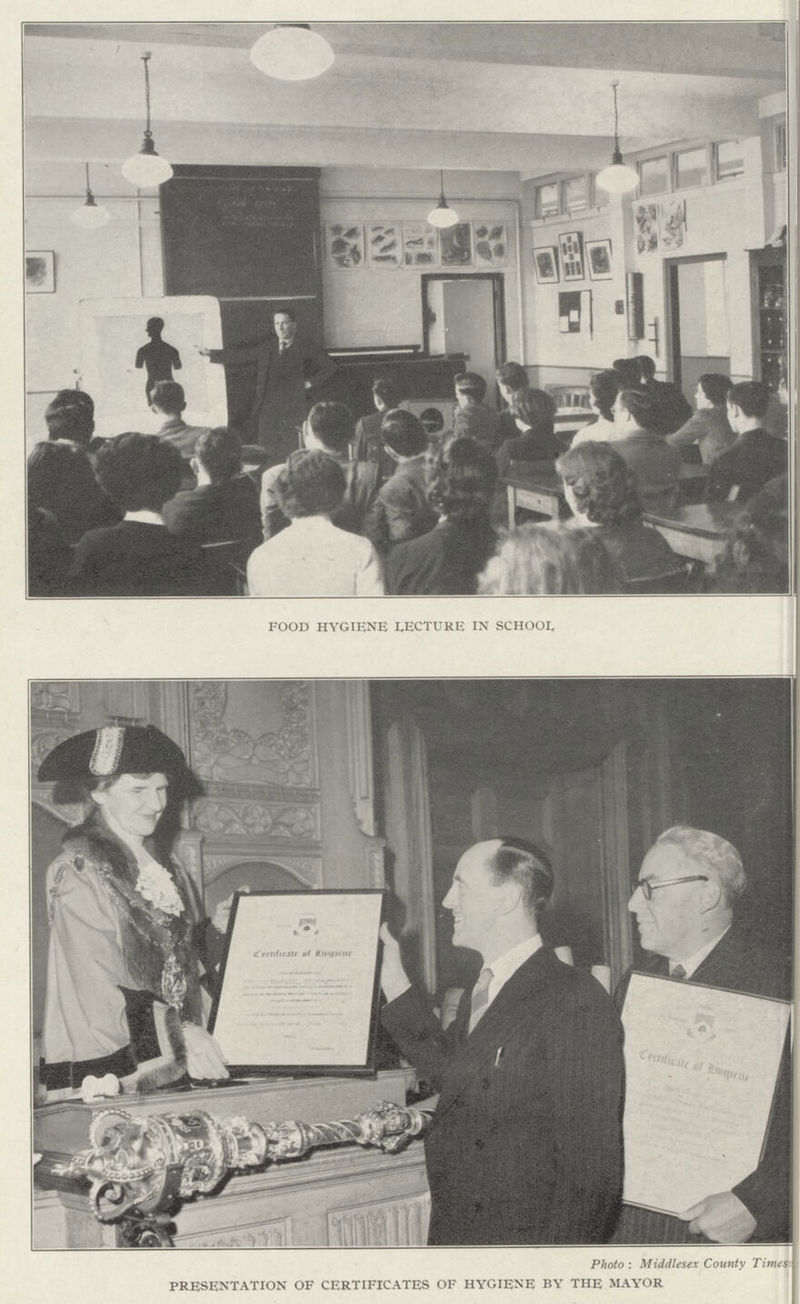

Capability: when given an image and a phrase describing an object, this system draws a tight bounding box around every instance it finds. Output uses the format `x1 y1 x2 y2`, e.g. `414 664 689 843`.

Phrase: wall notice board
161 165 322 304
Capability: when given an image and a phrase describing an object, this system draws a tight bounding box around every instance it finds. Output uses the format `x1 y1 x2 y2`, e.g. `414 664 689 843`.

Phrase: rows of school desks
503 462 737 567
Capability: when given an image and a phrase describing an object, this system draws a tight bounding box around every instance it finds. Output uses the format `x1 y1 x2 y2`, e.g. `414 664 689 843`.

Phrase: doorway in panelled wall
421 273 507 405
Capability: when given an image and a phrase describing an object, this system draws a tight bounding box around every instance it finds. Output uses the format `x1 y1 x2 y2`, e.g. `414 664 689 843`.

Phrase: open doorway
666 254 730 400
421 273 506 403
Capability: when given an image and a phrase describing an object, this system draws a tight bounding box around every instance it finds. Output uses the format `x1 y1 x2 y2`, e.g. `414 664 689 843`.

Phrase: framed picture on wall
558 231 584 281
403 221 438 266
533 246 559 284
473 223 507 266
439 222 473 266
366 223 403 268
25 250 55 293
585 238 613 280
326 224 365 268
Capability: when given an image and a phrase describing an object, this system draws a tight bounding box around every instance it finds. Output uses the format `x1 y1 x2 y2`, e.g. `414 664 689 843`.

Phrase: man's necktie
671 963 687 980
468 967 494 1032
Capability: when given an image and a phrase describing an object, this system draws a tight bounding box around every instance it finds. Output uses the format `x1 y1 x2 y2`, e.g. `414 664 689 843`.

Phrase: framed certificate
620 973 791 1215
209 890 385 1076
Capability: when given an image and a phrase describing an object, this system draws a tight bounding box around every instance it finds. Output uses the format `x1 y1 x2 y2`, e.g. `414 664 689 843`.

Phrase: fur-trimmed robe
41 809 214 1095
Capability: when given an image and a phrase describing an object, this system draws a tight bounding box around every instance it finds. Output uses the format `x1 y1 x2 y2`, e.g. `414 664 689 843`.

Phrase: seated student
385 439 498 595
364 410 438 551
247 449 384 597
150 380 211 460
29 436 119 545
666 373 735 464
611 357 643 390
610 388 682 513
451 371 502 450
556 442 682 589
69 434 207 597
495 361 530 442
635 354 692 435
495 387 559 475
570 371 621 447
27 498 72 597
706 380 788 504
353 377 405 481
260 402 379 540
162 427 262 547
707 473 789 594
478 522 620 595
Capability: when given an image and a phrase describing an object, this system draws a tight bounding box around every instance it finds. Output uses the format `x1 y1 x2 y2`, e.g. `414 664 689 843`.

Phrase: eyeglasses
633 875 708 901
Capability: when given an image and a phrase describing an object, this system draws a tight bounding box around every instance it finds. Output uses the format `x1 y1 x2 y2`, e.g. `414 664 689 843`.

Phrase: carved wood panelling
328 1193 430 1247
203 853 323 889
176 1219 292 1248
188 682 318 791
192 799 320 842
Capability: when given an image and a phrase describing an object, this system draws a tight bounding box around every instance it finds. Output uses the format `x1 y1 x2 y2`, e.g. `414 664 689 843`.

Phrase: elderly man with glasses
613 826 791 1246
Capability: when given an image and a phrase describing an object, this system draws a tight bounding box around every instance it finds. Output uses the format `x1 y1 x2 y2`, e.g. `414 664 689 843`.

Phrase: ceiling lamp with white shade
250 24 335 80
71 163 111 229
427 171 460 229
121 53 174 188
596 81 639 196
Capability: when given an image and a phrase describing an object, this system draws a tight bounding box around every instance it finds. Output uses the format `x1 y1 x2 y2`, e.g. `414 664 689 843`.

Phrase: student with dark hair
353 376 405 476
364 410 438 550
570 371 620 446
495 387 559 475
260 401 380 539
69 434 207 597
611 388 682 513
150 381 211 461
45 400 95 450
452 371 502 449
385 438 498 594
246 449 384 596
612 357 642 389
706 381 788 503
667 373 734 464
162 427 262 548
635 353 692 435
28 438 119 546
496 360 530 442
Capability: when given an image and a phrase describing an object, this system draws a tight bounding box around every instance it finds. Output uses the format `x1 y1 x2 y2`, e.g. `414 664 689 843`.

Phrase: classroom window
674 146 708 189
638 156 669 196
715 140 744 180
535 182 560 219
563 175 589 214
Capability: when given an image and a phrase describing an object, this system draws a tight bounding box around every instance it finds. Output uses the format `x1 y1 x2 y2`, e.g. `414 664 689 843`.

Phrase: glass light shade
71 198 111 228
596 156 639 195
250 26 334 80
122 139 174 187
427 201 459 229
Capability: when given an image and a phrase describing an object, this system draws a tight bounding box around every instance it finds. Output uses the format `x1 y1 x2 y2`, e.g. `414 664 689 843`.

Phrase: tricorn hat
38 724 188 784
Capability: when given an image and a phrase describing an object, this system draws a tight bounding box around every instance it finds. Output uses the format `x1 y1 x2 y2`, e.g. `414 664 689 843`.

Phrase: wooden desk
504 462 563 527
644 501 742 565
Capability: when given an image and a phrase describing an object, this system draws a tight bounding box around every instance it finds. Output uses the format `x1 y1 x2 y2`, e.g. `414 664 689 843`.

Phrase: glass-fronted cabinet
751 246 786 390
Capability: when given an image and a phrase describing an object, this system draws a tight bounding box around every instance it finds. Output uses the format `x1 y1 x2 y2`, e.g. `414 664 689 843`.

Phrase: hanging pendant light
250 24 334 81
427 170 459 229
122 53 173 188
71 162 111 228
596 81 639 195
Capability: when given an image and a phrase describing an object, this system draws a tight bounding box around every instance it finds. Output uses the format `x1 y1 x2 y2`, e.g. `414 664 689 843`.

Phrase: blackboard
161 165 322 301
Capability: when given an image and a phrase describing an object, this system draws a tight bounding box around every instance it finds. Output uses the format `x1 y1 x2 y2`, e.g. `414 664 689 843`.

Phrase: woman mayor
38 725 229 1098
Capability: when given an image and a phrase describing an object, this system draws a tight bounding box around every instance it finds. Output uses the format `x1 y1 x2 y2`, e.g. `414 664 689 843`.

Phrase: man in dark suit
615 826 791 1244
380 836 624 1245
200 307 336 465
706 381 787 505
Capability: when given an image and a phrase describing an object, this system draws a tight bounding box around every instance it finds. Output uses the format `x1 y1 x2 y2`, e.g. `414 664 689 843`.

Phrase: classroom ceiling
24 22 786 184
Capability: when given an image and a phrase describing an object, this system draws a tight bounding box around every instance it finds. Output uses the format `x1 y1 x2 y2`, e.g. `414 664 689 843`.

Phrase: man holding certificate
380 837 624 1245
615 826 791 1245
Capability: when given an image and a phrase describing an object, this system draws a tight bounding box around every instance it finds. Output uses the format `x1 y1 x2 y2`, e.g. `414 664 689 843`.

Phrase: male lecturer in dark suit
614 826 791 1244
380 836 624 1245
200 307 336 465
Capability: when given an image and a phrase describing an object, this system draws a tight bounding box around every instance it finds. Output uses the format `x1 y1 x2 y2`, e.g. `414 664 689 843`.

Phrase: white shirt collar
484 933 543 1003
670 924 731 979
124 510 166 526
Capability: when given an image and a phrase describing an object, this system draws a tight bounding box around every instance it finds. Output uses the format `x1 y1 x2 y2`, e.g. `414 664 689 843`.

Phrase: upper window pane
675 147 707 189
716 140 744 180
638 157 668 196
535 182 560 218
564 176 589 214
